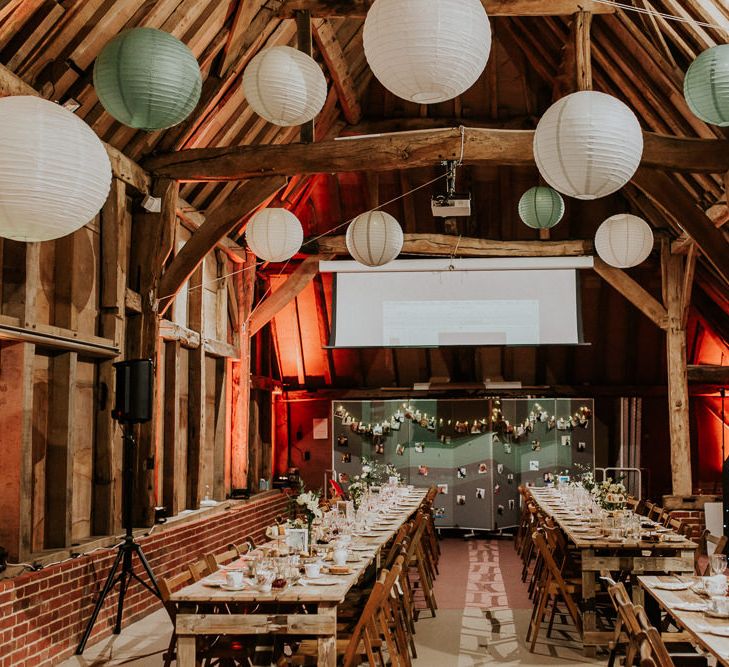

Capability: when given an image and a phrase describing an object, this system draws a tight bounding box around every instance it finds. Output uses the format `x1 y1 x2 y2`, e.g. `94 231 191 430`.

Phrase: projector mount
431 160 471 217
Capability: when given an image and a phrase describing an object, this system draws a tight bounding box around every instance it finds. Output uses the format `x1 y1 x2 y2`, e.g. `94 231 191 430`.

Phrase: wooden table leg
582 548 596 658
318 602 337 666
177 635 196 667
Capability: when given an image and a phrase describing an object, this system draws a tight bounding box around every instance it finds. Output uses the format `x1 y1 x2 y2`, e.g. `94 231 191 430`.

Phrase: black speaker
112 359 153 424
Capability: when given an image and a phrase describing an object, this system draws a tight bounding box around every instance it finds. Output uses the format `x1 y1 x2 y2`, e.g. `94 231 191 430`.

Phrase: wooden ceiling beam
632 168 729 288
593 257 669 330
313 233 593 257
144 127 729 180
156 175 286 314
247 255 333 336
278 0 616 18
312 17 362 124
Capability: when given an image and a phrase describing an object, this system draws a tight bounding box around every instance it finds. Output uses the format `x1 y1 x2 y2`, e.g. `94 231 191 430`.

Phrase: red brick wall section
0 491 290 667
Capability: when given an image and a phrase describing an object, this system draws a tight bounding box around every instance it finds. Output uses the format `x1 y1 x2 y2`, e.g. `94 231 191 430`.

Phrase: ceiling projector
431 192 471 217
432 159 470 217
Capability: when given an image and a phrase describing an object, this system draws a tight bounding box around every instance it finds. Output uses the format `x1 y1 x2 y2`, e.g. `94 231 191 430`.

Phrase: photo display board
332 398 595 531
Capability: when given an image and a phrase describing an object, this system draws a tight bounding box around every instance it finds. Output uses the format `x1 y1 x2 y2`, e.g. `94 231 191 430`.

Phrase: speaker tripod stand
76 424 161 654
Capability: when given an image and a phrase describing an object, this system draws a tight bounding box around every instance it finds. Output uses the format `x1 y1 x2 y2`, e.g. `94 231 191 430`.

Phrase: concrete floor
59 538 601 666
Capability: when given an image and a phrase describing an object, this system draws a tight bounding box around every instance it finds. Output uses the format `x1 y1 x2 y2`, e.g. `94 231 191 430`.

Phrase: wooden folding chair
527 529 582 652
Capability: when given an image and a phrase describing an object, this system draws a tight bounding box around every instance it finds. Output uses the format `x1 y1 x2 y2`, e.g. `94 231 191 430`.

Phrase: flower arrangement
346 458 402 509
293 487 322 546
594 479 627 511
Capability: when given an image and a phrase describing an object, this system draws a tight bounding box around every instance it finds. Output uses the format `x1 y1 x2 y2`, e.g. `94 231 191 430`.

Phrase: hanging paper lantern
518 186 565 229
245 208 303 262
346 211 403 267
594 214 654 268
242 46 327 126
0 96 111 243
684 45 729 126
94 27 202 130
533 91 643 200
363 0 491 104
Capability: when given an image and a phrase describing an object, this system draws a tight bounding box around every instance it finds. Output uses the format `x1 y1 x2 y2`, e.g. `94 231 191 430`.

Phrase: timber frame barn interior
0 0 728 569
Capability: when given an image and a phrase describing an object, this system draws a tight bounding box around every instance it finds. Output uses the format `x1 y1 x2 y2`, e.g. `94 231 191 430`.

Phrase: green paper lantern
518 186 565 229
94 28 202 131
684 45 729 127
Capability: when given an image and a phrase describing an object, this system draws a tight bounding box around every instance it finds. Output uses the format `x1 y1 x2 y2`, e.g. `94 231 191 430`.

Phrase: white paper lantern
346 211 403 267
363 0 491 104
242 46 327 126
245 208 303 262
533 91 643 200
0 96 111 242
594 214 654 268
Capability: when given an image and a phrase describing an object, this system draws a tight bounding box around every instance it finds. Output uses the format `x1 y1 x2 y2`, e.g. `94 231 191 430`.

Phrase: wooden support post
45 351 77 548
187 265 206 509
0 342 34 561
231 252 256 490
664 252 692 496
131 178 179 526
574 11 593 91
95 178 128 534
297 10 315 144
212 357 227 499
163 340 184 515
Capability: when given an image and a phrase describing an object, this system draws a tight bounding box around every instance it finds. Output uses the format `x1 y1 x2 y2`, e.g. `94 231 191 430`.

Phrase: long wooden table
639 575 729 666
171 488 427 667
529 488 697 656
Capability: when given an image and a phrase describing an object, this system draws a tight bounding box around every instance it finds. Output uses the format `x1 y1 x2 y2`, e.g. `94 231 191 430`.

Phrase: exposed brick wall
0 490 290 667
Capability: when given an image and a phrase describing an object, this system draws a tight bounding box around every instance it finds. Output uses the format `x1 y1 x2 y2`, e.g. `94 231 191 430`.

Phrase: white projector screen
324 258 589 347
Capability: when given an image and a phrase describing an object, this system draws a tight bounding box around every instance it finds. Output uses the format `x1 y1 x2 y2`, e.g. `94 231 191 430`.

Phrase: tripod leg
76 547 124 654
133 542 162 598
114 567 133 635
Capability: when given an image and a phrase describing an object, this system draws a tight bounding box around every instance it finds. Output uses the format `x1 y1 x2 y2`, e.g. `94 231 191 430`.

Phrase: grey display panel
332 398 595 531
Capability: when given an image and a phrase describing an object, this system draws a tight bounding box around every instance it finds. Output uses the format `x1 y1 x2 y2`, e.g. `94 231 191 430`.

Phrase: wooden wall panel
72 358 95 541
0 341 34 561
30 351 50 552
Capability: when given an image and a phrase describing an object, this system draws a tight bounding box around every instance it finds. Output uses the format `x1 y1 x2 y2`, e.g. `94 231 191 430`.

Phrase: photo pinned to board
437 483 448 495
577 441 586 452
476 488 485 500
478 463 488 475
434 507 446 519
456 495 466 506
561 435 571 447
529 460 540 471
396 444 405 456
418 464 429 477
414 442 425 453
496 463 504 475
508 499 515 510
341 452 351 463
457 466 467 479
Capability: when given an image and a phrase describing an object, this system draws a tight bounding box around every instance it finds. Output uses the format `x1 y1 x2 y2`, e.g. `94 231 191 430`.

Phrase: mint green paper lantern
518 186 565 229
684 45 729 127
94 28 202 131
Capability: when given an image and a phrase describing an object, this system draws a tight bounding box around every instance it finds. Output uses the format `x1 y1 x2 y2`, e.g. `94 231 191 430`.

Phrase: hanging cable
591 0 729 32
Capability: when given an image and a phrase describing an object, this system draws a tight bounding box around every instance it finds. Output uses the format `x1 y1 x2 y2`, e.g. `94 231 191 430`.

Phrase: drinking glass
710 554 727 576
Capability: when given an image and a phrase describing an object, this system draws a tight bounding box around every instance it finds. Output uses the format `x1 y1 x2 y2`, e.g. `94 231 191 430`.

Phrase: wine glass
710 554 727 577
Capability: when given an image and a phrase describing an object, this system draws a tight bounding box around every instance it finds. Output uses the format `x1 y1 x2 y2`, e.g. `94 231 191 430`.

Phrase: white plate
301 577 340 586
578 535 600 540
704 626 729 637
352 545 375 552
219 583 248 591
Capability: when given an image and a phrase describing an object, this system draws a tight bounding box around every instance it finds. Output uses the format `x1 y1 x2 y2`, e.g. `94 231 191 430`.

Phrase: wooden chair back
342 569 389 667
188 558 211 582
635 607 675 667
204 544 240 573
